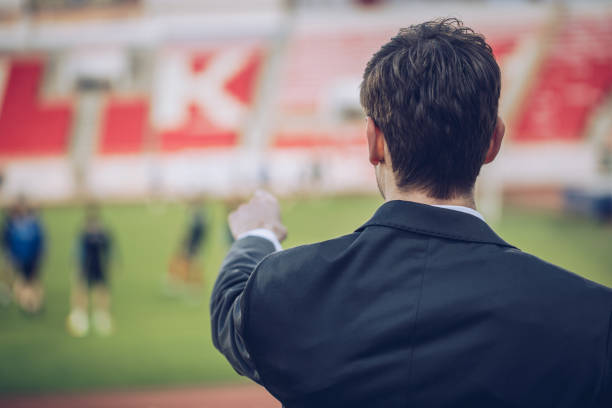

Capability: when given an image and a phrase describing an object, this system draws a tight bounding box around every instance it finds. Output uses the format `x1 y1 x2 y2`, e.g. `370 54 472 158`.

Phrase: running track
0 384 280 408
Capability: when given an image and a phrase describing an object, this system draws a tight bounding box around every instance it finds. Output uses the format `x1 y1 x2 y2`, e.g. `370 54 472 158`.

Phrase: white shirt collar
432 205 485 221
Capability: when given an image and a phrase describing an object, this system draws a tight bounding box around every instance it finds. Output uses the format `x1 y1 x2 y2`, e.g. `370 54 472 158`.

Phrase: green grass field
0 195 610 393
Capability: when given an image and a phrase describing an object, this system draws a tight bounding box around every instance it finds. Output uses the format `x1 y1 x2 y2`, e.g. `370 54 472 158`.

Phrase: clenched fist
229 190 287 242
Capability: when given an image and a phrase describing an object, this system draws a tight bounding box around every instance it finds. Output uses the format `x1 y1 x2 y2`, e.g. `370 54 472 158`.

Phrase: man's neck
384 187 477 210
375 163 477 210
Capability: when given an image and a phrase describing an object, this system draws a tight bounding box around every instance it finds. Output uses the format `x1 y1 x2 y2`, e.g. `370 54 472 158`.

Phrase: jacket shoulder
243 231 362 326
249 231 360 288
501 246 612 297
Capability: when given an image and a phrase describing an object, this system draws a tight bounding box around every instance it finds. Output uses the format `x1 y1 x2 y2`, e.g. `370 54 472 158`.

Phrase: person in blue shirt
1 197 45 313
66 207 114 337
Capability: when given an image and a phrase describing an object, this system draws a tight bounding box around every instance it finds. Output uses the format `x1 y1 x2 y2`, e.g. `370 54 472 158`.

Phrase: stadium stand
272 29 392 149
490 36 518 60
273 27 520 150
224 50 262 106
158 48 263 151
0 2 610 203
99 98 149 155
515 14 612 142
0 59 72 157
277 29 392 112
159 103 238 151
274 128 366 149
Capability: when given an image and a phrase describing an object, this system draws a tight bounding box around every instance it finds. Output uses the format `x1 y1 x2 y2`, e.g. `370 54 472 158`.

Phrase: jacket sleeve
210 236 276 384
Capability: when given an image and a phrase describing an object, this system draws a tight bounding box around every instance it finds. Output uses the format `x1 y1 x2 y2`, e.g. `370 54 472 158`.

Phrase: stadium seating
224 50 262 106
99 98 149 155
490 36 518 60
278 30 393 111
159 104 238 151
274 129 366 149
158 49 262 151
0 59 72 157
273 28 519 150
2 14 610 159
515 15 612 142
273 29 394 149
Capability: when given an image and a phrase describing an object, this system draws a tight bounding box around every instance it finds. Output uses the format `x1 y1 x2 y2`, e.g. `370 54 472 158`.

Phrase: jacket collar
356 200 516 249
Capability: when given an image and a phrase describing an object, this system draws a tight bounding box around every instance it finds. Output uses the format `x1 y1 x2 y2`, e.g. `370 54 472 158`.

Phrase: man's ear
483 116 505 165
366 117 385 166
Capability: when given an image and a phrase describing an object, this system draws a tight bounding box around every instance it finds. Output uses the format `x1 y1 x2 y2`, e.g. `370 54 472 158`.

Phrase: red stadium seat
514 16 612 142
99 98 149 155
159 104 237 151
0 59 72 157
275 130 366 149
224 50 262 106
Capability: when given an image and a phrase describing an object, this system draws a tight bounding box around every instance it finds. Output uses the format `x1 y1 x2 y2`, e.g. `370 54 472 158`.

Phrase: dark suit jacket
211 200 612 407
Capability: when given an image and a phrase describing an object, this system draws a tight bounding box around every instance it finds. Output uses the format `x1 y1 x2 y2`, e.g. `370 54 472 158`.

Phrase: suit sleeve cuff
236 228 282 252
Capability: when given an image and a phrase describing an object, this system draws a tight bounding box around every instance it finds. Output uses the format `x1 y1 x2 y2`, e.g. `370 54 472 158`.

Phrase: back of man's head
360 18 501 199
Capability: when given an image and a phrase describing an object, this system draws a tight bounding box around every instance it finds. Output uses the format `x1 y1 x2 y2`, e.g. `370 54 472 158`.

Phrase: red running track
0 384 280 408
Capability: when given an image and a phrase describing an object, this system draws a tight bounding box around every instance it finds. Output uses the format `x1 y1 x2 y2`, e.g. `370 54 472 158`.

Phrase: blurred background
0 0 610 402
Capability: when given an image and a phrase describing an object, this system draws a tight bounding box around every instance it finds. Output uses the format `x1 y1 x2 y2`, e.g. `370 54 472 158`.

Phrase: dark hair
360 18 501 199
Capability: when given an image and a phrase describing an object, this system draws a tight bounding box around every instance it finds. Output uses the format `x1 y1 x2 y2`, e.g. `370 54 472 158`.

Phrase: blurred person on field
67 206 114 337
167 202 207 296
211 19 612 407
1 196 45 314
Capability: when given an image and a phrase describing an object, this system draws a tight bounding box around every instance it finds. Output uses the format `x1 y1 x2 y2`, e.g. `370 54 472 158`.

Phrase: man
67 207 114 336
2 197 45 313
211 19 612 407
167 203 207 295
